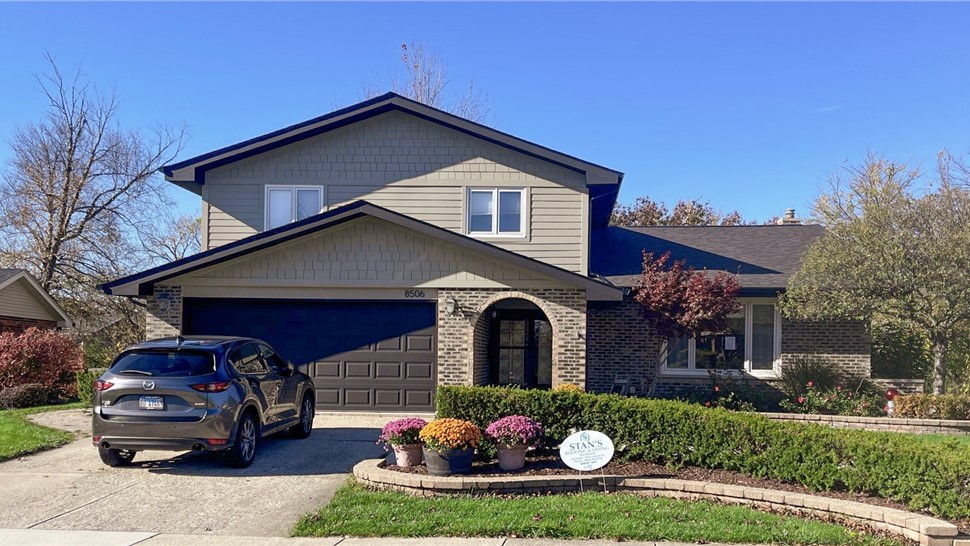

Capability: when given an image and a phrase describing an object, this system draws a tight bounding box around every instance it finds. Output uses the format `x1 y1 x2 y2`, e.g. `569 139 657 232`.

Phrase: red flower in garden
806 381 814 388
714 386 720 392
836 385 842 391
704 401 712 407
797 396 805 404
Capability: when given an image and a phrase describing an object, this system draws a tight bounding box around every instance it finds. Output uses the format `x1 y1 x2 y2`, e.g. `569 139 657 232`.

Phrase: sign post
559 430 615 493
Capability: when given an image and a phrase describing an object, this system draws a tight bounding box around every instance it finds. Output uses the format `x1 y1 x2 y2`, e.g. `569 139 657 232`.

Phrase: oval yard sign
559 430 615 471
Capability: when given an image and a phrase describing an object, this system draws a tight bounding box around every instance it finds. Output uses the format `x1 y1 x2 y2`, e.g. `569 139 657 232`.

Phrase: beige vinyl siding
0 279 56 321
203 111 587 273
177 217 567 290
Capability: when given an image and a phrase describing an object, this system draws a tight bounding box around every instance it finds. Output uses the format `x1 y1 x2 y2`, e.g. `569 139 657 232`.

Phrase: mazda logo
143 380 155 391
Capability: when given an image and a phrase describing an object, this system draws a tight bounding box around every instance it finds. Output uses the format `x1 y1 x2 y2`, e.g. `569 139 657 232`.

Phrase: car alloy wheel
300 397 314 434
239 418 256 463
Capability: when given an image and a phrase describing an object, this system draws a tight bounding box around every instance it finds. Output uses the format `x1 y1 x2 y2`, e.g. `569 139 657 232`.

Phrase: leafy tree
0 55 186 347
364 42 491 123
633 251 742 338
611 195 749 226
782 151 970 394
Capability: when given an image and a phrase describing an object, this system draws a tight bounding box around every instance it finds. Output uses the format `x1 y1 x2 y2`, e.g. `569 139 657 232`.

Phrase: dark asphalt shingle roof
0 269 25 285
591 224 824 291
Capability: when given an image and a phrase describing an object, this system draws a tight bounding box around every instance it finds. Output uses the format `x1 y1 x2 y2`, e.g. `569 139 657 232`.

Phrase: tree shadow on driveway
139 426 385 477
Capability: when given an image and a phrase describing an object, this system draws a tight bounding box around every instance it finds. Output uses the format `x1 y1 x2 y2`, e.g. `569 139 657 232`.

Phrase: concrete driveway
0 409 391 537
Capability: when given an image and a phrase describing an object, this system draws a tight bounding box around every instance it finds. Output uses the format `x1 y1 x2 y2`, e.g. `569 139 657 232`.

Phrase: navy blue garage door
182 298 437 411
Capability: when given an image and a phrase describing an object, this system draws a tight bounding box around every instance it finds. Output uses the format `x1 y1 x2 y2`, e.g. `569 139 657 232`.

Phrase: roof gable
101 201 622 301
0 269 72 325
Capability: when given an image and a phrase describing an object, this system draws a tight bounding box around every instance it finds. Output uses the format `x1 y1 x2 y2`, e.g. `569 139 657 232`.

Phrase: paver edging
353 457 960 546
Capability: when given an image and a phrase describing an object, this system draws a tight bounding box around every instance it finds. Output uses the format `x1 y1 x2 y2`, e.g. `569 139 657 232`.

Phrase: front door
489 311 552 389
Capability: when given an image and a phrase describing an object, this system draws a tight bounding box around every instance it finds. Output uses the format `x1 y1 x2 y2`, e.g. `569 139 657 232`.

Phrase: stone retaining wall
761 413 970 435
354 458 964 546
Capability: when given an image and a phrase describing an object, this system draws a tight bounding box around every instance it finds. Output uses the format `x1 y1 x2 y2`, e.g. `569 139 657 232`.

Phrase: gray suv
92 336 316 468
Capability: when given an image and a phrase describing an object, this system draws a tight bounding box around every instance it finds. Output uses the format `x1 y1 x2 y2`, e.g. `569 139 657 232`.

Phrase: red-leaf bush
0 328 84 399
633 251 741 338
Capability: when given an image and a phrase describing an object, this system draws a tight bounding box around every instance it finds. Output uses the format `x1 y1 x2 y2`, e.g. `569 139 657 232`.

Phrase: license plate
139 396 164 410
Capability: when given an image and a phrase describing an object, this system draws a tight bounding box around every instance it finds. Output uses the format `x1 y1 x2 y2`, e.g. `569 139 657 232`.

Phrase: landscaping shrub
0 328 84 399
0 383 49 409
893 394 970 420
436 385 970 519
779 354 845 396
779 384 886 417
75 368 108 409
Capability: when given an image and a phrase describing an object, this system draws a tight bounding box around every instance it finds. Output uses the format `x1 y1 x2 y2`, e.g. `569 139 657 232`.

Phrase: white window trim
659 300 782 378
466 187 527 238
264 185 325 230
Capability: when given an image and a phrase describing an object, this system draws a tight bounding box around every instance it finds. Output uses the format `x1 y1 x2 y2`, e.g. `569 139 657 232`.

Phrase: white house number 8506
404 290 426 298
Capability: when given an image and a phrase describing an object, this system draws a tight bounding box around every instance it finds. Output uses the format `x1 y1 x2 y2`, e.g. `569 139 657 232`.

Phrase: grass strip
0 402 84 462
294 481 903 546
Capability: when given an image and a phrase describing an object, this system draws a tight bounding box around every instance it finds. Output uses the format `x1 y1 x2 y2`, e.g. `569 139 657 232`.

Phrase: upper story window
467 188 526 237
265 185 324 230
661 301 782 377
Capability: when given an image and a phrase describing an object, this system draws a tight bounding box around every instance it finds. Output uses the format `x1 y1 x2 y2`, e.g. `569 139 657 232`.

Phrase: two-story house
102 93 870 411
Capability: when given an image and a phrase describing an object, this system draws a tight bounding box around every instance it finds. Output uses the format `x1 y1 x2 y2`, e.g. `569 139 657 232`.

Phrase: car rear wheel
98 445 136 467
289 394 314 439
226 413 258 468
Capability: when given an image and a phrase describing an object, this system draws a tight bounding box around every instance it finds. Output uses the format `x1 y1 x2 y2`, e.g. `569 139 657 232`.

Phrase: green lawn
0 402 84 462
899 432 970 448
293 481 903 546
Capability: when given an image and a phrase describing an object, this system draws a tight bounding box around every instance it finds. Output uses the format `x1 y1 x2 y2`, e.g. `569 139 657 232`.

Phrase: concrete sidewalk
0 529 758 546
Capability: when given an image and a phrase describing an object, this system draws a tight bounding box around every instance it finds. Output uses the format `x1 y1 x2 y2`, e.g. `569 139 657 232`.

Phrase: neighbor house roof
161 92 624 228
101 201 623 301
0 269 73 326
590 224 824 295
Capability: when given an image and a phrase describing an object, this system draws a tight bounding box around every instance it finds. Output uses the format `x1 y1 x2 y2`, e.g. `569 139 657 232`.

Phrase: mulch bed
386 453 970 532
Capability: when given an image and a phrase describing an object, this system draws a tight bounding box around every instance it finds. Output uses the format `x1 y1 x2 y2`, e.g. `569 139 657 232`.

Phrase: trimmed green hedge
75 368 107 409
436 386 970 519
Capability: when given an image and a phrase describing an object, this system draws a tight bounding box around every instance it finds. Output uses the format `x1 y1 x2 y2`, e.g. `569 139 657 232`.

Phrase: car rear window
110 350 216 377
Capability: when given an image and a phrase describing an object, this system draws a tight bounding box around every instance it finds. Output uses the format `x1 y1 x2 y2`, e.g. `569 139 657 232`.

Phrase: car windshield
110 350 216 377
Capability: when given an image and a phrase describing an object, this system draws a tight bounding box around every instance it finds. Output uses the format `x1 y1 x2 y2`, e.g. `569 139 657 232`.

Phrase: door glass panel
696 315 745 370
498 191 522 233
469 191 494 233
535 320 552 388
268 188 293 229
296 188 321 220
751 304 776 370
664 336 690 369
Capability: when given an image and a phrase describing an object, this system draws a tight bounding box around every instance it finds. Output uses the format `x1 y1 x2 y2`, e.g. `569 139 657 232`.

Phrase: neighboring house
0 269 72 334
101 93 869 411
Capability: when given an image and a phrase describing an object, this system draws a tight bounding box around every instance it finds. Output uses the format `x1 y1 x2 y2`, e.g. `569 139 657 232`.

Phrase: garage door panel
375 362 403 379
375 390 402 407
182 298 436 411
344 389 372 406
405 362 433 379
405 390 433 407
406 335 433 352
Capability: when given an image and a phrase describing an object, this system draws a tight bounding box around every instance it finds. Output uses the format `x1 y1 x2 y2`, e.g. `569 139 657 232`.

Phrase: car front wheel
226 413 258 468
289 394 314 439
98 445 136 467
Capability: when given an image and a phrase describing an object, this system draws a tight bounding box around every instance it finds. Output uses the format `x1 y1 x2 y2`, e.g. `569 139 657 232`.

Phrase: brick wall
781 319 871 378
586 296 872 398
437 288 586 388
0 315 57 334
146 286 182 340
587 297 659 393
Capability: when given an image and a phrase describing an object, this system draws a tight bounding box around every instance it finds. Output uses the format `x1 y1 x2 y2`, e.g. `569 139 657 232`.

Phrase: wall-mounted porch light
445 296 461 316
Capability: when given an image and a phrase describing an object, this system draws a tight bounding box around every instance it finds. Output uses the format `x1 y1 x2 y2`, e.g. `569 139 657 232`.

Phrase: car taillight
190 381 232 393
208 438 228 445
94 380 114 391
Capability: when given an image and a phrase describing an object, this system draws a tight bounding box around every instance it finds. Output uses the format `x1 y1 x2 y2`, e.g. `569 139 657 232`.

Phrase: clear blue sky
2 2 969 222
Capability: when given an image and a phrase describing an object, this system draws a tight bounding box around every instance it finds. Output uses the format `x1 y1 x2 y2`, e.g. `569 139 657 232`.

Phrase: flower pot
496 444 528 471
422 446 474 476
392 443 423 467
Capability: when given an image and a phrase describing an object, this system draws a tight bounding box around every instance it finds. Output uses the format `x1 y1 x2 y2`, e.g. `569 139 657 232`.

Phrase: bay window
467 188 526 237
265 185 324 230
660 302 781 376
